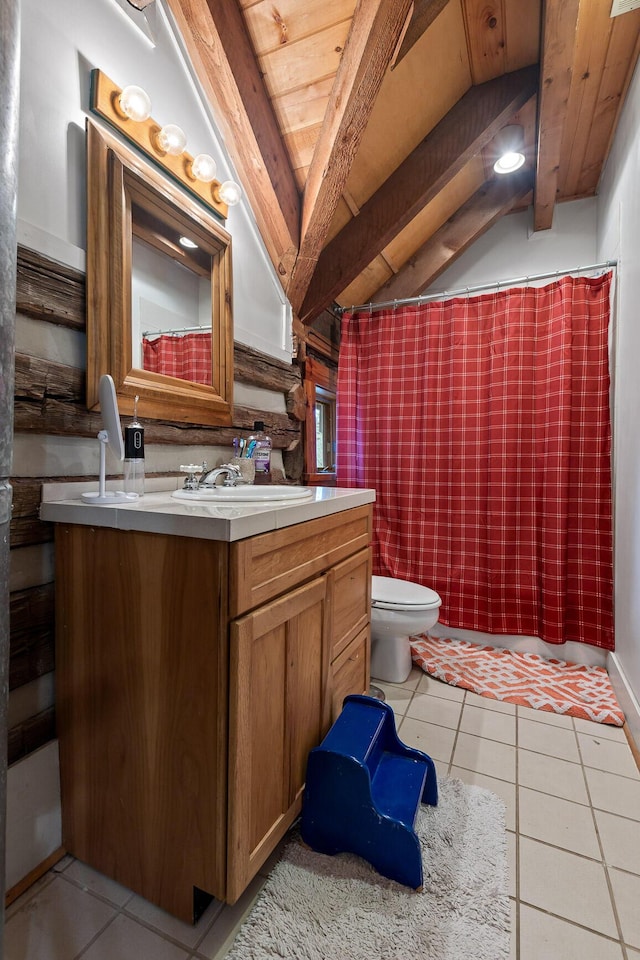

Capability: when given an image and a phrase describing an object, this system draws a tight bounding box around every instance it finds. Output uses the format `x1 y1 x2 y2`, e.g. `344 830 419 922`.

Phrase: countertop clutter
40 481 376 541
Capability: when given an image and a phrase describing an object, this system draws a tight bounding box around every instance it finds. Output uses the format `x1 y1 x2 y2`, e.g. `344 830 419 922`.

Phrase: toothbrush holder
230 456 255 484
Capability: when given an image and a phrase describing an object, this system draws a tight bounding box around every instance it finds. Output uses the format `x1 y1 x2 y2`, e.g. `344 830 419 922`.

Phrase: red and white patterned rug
410 635 625 726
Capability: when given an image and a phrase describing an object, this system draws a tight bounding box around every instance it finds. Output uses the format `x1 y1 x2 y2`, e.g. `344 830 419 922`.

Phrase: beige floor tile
452 731 516 782
518 749 589 804
378 681 414 715
519 904 624 960
507 830 517 898
585 766 640 819
516 705 575 728
609 868 640 949
450 765 517 830
518 717 580 762
578 732 640 779
197 875 266 960
464 690 517 714
573 717 628 741
460 703 516 744
519 837 617 937
4 875 115 960
433 756 450 781
594 810 640 875
518 787 601 858
391 665 423 691
415 673 465 701
396 716 457 763
510 899 517 960
406 692 463 729
81 914 189 960
5 873 56 921
62 861 134 908
124 893 221 950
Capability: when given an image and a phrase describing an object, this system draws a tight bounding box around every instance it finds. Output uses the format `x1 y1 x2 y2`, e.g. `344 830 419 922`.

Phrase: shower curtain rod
141 325 212 337
338 259 618 315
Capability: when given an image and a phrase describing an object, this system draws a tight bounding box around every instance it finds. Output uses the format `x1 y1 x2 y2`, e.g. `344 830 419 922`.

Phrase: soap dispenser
123 395 145 497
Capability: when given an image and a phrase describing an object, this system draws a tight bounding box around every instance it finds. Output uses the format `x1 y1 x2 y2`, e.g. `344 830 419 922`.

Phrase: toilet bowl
370 575 442 684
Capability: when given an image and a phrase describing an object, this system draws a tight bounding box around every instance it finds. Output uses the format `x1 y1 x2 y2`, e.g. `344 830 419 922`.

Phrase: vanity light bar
89 68 230 221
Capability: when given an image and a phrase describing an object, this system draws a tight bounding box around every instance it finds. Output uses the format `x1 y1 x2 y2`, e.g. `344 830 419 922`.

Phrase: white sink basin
172 485 314 503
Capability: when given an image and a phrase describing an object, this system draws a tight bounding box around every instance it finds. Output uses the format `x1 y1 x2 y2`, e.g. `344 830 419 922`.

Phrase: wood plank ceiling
166 0 640 324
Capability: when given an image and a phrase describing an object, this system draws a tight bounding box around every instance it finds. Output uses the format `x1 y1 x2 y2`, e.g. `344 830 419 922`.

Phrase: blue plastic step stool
300 694 438 890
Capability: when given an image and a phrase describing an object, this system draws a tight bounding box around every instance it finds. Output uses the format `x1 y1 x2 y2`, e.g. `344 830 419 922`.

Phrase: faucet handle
179 464 203 490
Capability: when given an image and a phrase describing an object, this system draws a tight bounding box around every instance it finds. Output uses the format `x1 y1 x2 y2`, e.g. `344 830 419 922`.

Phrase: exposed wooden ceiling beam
391 0 452 69
533 0 580 232
300 65 539 324
286 0 414 316
369 169 534 303
164 0 300 285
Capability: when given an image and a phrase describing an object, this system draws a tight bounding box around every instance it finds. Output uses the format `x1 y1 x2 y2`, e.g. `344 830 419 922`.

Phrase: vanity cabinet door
328 547 371 660
226 574 330 902
330 626 370 722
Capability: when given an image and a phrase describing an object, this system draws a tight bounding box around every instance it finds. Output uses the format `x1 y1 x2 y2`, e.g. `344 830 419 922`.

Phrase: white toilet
370 575 442 683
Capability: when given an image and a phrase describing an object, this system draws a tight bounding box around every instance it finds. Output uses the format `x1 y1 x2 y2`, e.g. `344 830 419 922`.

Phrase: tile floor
6 668 640 959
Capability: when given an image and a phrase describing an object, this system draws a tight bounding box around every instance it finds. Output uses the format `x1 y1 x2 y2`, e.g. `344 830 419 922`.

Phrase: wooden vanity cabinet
54 504 371 922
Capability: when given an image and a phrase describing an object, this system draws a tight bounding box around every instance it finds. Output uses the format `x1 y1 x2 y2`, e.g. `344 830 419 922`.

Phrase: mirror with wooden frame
86 120 233 425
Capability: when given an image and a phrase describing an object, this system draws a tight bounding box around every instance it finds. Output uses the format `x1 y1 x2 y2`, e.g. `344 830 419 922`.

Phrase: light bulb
118 85 152 122
493 151 526 175
156 124 187 157
189 153 217 183
217 180 242 206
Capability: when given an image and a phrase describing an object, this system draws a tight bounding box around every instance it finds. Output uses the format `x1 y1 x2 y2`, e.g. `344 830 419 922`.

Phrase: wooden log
9 581 55 688
9 479 53 548
8 706 56 767
234 340 301 393
17 247 85 330
286 384 307 422
14 396 301 449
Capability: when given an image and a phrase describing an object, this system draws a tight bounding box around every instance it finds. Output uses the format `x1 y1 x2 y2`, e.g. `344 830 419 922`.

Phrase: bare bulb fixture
117 85 152 122
188 153 217 183
217 179 242 206
493 124 526 175
156 123 187 157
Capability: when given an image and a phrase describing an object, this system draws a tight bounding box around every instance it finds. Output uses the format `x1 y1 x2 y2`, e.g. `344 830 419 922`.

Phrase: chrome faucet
199 463 242 488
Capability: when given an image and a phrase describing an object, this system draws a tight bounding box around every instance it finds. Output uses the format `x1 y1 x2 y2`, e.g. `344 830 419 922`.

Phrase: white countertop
40 481 376 542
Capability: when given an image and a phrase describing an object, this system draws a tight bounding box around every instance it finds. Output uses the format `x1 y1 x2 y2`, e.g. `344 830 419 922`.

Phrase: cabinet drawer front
229 504 372 617
330 627 370 723
330 547 371 661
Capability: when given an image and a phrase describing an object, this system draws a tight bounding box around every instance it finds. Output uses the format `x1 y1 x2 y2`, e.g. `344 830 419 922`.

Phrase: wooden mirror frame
86 120 233 425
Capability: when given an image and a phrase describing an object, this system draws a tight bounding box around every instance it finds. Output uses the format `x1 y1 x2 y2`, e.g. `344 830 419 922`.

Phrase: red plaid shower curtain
142 332 212 385
337 274 614 650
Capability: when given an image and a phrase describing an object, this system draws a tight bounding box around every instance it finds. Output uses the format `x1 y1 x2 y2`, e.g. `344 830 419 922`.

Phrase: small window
314 387 336 472
304 358 337 485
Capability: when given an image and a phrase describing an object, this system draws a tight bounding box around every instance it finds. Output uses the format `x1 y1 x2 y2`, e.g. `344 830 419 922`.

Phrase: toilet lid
372 575 442 610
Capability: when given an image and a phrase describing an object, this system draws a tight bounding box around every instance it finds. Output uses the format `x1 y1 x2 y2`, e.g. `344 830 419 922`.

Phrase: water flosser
124 395 145 497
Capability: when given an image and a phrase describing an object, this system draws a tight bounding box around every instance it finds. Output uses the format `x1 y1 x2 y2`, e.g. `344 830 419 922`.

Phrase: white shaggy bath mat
226 778 510 960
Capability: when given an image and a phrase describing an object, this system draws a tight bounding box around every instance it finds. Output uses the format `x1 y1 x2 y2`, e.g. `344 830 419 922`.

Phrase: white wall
429 197 598 294
597 58 640 736
18 0 291 361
